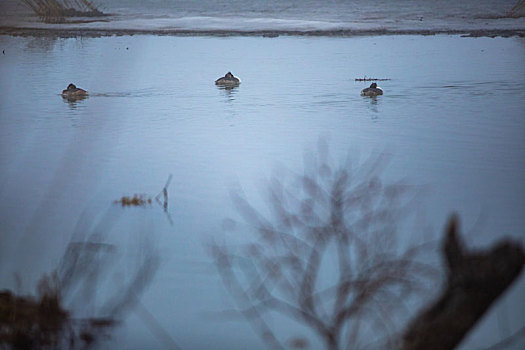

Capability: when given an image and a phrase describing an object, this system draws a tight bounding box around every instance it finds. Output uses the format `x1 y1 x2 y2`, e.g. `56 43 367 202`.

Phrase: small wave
416 81 525 98
89 88 171 98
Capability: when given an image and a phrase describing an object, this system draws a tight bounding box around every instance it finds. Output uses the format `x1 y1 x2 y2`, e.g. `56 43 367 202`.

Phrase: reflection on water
0 34 524 349
216 84 239 102
363 95 380 115
25 37 58 52
62 94 89 110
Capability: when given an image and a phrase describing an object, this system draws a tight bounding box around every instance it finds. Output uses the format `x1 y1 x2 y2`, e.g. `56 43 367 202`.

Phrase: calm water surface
0 34 524 349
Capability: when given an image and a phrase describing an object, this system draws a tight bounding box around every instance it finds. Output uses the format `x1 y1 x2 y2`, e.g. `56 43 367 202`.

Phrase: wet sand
1 26 525 38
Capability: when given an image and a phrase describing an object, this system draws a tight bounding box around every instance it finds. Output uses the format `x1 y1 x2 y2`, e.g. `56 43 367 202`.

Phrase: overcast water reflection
0 34 524 349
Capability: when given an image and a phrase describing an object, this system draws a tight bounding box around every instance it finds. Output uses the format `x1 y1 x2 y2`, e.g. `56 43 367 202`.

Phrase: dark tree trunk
401 215 525 350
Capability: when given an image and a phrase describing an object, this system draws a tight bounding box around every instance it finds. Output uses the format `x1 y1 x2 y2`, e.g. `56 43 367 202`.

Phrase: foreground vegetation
211 144 525 349
1 208 160 349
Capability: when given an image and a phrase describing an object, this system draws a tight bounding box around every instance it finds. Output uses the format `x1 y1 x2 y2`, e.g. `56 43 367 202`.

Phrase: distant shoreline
1 27 524 38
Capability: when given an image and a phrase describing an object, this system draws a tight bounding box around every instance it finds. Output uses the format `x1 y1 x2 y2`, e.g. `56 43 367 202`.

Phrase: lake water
0 33 524 349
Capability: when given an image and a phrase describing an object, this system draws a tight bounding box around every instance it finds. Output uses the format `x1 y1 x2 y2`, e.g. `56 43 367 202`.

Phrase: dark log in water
354 77 391 81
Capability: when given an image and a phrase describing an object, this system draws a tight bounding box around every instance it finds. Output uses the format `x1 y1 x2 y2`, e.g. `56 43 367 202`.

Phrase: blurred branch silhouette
1 207 162 349
210 142 439 349
401 215 525 350
483 325 525 350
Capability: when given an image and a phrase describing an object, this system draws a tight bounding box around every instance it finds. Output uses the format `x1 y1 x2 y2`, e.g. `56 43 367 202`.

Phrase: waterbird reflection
364 95 380 115
62 93 89 110
216 83 239 102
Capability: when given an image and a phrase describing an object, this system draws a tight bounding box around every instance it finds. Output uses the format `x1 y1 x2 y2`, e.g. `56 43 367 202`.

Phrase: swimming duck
215 72 241 85
360 82 383 97
61 83 88 98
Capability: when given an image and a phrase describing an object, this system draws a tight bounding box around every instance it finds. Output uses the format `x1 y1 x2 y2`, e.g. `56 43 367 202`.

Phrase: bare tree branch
211 147 439 349
401 215 525 350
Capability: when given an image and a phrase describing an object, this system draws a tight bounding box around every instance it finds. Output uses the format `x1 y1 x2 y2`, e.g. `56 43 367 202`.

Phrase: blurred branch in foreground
210 143 439 350
1 208 162 349
401 215 525 350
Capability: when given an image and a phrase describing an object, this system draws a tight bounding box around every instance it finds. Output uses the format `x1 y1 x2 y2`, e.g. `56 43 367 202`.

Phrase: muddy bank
1 26 525 38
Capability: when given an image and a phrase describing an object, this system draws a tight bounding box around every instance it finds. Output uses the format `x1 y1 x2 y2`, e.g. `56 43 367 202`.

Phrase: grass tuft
20 0 105 23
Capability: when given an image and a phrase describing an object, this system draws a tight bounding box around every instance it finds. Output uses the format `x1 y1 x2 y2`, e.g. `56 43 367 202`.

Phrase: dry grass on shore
20 0 105 23
509 0 525 18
